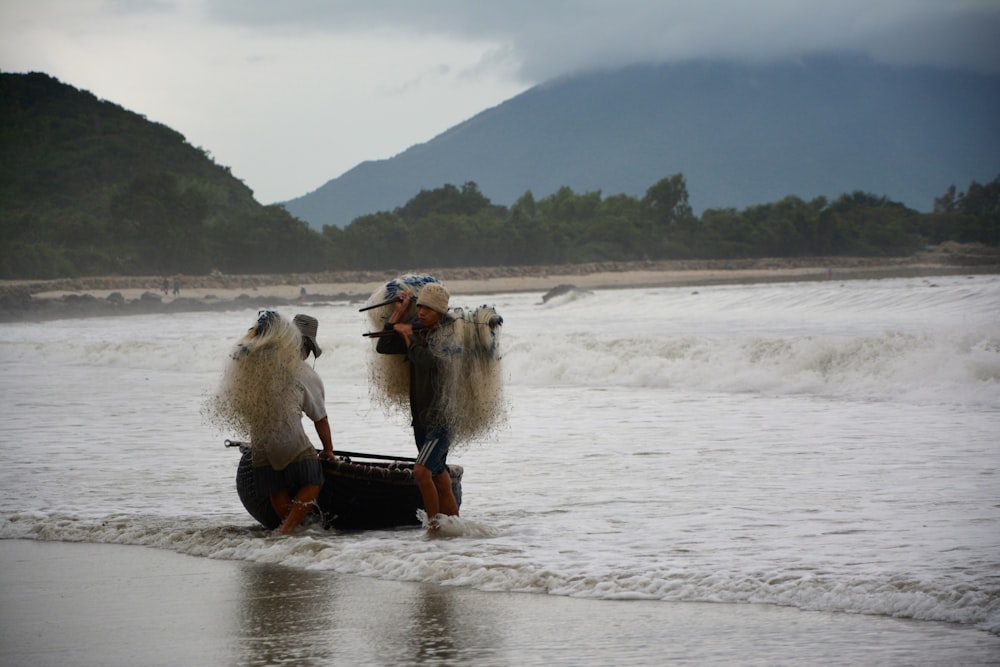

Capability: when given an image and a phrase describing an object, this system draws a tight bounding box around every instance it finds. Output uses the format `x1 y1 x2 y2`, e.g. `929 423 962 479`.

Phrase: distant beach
1 244 997 322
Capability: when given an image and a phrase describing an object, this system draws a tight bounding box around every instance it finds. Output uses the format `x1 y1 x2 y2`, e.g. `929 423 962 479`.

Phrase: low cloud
203 0 1000 78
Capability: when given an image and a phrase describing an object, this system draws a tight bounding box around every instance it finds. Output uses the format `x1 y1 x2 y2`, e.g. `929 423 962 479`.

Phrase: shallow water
4 540 1000 667
1 274 998 661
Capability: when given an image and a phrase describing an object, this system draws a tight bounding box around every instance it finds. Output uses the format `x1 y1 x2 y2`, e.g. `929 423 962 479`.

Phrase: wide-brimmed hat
293 314 323 358
416 282 450 315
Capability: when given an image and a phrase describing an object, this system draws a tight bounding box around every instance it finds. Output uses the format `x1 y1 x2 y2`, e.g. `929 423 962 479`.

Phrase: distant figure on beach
172 277 181 295
376 283 460 531
210 311 335 534
299 286 307 301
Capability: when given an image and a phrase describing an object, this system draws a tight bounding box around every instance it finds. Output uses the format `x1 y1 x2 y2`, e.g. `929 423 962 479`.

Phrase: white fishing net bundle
204 311 302 444
436 304 507 443
363 275 507 445
363 274 429 410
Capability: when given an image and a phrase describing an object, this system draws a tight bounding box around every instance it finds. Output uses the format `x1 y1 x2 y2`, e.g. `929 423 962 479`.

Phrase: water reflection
236 562 339 666
407 584 461 663
234 561 501 667
338 574 503 666
402 583 503 665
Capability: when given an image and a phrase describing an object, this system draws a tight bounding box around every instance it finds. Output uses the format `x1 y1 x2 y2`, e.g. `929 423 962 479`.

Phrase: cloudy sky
3 1 998 204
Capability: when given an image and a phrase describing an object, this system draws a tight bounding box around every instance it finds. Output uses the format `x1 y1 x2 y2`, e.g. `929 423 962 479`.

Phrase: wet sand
2 539 997 666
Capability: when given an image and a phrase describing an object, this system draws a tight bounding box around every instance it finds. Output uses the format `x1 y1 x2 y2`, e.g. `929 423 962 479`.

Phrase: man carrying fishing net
375 283 459 530
208 311 335 535
363 274 506 533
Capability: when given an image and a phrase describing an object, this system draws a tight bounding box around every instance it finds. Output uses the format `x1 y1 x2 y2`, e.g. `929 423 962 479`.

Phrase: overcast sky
3 1 998 204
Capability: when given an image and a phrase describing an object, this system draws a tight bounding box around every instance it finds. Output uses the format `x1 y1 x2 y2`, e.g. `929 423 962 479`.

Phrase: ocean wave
3 276 997 405
6 323 993 406
504 328 1000 406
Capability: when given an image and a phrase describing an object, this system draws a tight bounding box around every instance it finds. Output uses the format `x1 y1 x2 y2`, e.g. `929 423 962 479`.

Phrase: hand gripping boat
227 441 463 530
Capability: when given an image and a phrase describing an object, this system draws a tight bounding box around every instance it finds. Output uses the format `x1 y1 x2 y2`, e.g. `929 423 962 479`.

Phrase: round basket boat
234 448 463 530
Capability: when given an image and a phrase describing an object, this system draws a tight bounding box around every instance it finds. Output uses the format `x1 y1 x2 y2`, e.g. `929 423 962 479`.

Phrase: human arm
297 364 333 459
375 292 415 354
314 416 335 460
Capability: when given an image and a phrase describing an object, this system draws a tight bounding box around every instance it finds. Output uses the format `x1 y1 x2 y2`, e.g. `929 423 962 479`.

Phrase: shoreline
1 248 997 322
3 539 998 666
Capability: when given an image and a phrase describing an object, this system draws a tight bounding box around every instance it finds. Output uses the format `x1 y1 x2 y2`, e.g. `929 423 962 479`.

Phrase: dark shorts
413 425 450 475
254 457 324 498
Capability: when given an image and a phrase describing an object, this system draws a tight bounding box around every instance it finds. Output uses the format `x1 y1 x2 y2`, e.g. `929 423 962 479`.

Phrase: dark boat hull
234 449 463 530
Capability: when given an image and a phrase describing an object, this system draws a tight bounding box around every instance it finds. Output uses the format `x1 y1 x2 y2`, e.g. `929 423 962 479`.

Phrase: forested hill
1 70 997 281
283 57 1000 230
0 72 323 278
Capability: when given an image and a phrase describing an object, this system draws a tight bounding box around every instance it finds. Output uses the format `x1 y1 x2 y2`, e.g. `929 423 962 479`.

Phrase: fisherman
375 283 459 530
211 311 335 534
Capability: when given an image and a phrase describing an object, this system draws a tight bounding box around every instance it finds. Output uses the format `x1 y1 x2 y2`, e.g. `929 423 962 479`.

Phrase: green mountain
0 71 325 279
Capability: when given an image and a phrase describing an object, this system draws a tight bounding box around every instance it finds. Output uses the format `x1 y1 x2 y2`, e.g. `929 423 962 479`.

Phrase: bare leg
270 489 292 520
414 463 440 522
433 470 458 516
277 484 321 534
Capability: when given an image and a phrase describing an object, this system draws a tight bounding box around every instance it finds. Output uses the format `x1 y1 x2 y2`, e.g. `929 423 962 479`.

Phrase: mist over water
1 275 998 648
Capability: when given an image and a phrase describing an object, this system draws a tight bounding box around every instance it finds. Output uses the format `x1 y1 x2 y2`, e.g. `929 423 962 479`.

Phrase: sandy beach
3 539 998 666
1 246 997 322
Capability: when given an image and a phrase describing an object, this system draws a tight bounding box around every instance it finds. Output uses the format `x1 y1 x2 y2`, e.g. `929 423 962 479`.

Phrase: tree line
316 173 1000 270
2 172 998 280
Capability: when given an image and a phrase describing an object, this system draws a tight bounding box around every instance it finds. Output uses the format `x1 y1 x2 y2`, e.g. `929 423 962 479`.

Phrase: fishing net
438 303 507 442
204 310 303 446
